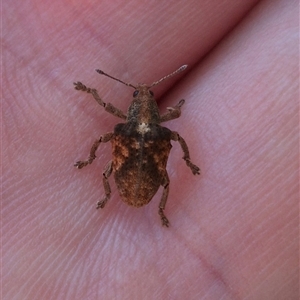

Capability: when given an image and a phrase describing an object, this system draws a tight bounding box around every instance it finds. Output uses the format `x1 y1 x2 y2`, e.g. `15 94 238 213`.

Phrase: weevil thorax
126 84 160 124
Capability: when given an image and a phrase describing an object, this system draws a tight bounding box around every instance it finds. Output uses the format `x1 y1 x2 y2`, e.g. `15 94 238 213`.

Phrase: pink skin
3 0 298 299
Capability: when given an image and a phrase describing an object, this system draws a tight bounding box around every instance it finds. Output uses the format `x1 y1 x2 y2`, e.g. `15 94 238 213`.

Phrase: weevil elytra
74 65 200 227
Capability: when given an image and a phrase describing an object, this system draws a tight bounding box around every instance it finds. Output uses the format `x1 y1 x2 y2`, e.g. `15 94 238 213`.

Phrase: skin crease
2 0 298 299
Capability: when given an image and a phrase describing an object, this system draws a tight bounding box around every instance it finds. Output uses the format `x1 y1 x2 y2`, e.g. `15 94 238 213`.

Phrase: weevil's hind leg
96 160 113 209
74 82 127 120
74 132 113 169
171 131 200 175
160 99 185 123
158 173 170 227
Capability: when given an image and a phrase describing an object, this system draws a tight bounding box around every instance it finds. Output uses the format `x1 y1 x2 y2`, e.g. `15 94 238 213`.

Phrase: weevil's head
95 65 188 123
127 84 159 123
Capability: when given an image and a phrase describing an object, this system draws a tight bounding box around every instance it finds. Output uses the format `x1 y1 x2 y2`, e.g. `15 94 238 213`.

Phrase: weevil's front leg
74 132 114 169
171 131 200 175
74 82 127 120
158 173 170 227
96 160 113 209
160 99 185 123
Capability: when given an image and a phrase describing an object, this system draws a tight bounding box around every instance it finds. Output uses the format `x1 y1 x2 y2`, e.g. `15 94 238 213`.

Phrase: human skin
3 0 298 299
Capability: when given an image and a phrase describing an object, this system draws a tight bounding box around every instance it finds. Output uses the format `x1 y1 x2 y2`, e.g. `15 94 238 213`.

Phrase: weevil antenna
96 69 136 89
150 65 188 88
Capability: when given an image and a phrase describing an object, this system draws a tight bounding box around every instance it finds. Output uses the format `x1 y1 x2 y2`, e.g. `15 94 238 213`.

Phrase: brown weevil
73 65 200 227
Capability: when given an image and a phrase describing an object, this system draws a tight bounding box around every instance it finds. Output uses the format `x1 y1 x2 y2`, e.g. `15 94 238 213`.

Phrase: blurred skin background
3 0 298 299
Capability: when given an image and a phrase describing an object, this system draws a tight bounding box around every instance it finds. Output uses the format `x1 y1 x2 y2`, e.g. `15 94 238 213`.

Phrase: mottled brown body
112 122 172 207
73 65 200 227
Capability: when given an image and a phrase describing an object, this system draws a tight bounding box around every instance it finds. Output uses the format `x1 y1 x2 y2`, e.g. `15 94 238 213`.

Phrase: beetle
73 65 200 227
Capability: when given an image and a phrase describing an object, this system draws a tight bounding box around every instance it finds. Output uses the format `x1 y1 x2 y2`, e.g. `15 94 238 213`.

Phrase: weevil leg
74 82 127 120
158 173 170 227
171 131 200 175
74 132 114 169
96 160 113 209
160 99 185 123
